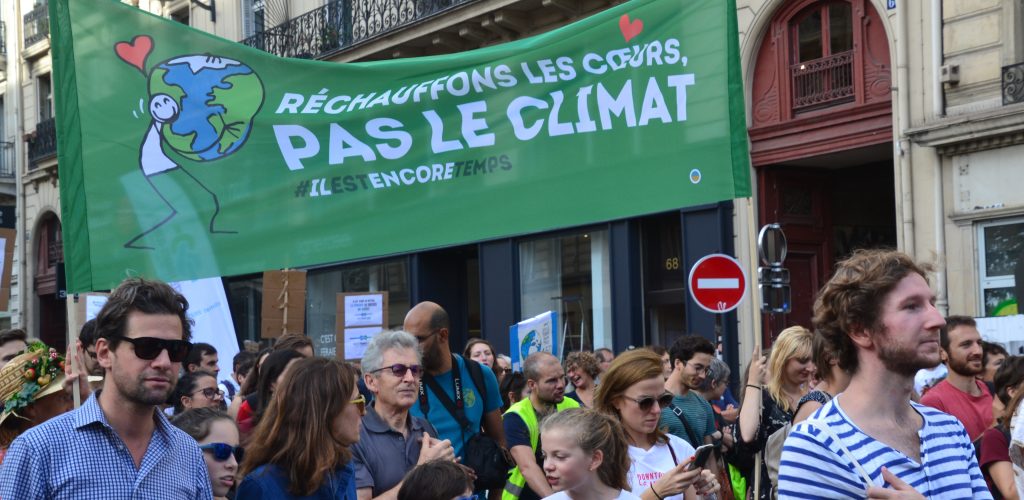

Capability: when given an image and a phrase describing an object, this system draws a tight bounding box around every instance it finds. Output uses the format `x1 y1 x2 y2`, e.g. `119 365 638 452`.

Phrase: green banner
52 0 750 293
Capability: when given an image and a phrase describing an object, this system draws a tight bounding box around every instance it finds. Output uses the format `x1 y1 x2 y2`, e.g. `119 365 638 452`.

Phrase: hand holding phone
686 444 715 471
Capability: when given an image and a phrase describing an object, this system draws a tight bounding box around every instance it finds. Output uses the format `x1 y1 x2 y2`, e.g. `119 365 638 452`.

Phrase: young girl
539 408 638 500
171 408 241 500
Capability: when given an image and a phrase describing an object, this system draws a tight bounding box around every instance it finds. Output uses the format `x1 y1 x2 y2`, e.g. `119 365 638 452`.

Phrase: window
242 0 266 39
519 229 612 353
977 218 1024 316
38 74 52 121
789 2 855 111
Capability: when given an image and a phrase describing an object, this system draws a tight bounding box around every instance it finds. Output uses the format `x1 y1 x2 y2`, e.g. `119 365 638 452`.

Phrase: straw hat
0 341 66 426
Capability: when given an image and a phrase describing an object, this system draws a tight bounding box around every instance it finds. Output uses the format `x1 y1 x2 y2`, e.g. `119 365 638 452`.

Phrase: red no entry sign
688 254 747 313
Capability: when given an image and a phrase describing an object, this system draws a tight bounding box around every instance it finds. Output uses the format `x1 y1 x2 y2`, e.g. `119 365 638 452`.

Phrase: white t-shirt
543 489 641 500
627 434 696 500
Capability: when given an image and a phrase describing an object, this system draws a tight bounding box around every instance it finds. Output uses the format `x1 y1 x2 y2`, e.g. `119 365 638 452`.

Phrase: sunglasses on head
623 392 674 412
116 336 192 362
370 363 422 378
199 443 244 462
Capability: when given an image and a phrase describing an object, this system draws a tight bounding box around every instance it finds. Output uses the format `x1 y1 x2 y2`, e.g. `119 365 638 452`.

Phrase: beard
423 342 445 372
948 353 984 377
876 332 940 377
111 367 176 406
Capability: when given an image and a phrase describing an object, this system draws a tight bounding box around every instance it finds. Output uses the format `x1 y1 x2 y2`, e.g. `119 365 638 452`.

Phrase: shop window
519 230 611 353
978 218 1024 316
225 275 263 345
641 213 686 347
306 259 410 356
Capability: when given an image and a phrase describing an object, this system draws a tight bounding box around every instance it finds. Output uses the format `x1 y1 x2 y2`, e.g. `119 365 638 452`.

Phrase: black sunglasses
199 443 244 462
191 387 224 400
622 393 674 412
370 363 422 378
116 336 192 362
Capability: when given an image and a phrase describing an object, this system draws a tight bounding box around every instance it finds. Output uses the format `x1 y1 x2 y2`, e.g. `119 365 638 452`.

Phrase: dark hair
273 334 313 353
939 316 977 350
254 350 305 418
78 321 98 348
239 347 273 397
170 407 234 441
171 370 217 415
994 356 1024 408
564 351 601 380
398 460 473 500
0 328 27 347
983 341 1010 373
813 249 931 374
811 329 838 383
241 358 358 496
594 347 614 361
233 351 257 376
94 278 193 350
185 342 217 371
500 371 527 413
669 334 715 366
463 338 495 367
648 345 668 357
429 307 450 331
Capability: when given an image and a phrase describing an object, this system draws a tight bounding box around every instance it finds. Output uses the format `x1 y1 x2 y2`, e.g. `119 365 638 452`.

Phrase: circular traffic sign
757 224 787 266
688 254 747 313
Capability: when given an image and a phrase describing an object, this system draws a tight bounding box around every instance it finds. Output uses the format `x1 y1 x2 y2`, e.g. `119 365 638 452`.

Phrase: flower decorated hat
0 341 66 425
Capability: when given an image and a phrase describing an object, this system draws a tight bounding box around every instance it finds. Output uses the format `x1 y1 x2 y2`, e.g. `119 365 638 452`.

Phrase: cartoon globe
147 55 263 161
519 330 542 361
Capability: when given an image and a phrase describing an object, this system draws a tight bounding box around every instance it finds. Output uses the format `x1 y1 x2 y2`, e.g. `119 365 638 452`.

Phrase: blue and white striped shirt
0 392 213 499
778 398 991 499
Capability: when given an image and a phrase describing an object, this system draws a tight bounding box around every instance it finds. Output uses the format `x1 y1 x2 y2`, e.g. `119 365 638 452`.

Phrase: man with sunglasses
0 277 213 499
353 330 456 500
660 335 719 449
77 319 106 377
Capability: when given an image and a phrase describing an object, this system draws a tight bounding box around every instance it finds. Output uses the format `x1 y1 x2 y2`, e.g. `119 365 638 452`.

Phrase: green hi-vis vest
501 397 581 500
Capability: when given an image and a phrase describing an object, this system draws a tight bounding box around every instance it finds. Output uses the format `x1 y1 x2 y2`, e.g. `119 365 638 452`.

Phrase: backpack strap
463 355 488 404
802 418 874 488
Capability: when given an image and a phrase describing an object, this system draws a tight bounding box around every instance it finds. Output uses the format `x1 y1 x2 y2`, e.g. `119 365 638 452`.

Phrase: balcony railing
1003 62 1024 105
791 50 855 111
0 142 14 178
28 118 57 168
242 0 474 60
24 2 49 48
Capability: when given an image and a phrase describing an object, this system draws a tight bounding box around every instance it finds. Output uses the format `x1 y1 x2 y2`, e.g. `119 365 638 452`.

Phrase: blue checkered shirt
0 392 213 499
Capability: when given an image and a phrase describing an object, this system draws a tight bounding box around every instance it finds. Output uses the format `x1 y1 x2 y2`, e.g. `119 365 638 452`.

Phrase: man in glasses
77 319 106 377
0 277 213 499
660 334 719 449
503 352 579 499
352 330 456 500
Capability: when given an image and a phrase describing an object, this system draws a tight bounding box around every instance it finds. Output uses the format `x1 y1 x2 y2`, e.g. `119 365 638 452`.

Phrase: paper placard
509 310 559 372
344 294 385 327
85 295 109 320
335 292 388 361
344 327 383 361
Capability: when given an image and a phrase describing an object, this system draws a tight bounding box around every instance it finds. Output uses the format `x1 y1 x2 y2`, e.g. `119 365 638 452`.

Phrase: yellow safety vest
501 396 580 500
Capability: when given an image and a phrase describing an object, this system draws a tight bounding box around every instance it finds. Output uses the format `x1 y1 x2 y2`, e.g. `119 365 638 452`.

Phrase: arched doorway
749 0 896 334
34 212 67 351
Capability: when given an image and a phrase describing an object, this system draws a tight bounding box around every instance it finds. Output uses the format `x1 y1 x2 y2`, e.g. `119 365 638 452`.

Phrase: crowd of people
0 248 1022 499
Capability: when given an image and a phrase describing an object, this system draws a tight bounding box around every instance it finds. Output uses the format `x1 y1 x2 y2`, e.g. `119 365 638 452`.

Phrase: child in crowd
539 408 638 499
171 408 241 500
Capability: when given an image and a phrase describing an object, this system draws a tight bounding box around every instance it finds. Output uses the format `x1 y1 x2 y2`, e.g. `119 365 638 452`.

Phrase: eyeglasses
191 387 224 400
622 393 674 412
116 336 192 362
416 329 441 344
350 395 367 415
370 363 422 378
85 349 98 360
199 443 244 462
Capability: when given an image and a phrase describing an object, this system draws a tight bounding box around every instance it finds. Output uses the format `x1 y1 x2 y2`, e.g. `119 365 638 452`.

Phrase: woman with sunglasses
539 408 637 499
236 349 304 441
736 326 813 500
594 349 718 500
171 407 242 500
171 370 224 415
239 357 364 499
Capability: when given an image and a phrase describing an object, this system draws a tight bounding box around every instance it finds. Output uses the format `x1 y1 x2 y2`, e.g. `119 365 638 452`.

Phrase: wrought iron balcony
28 118 57 169
1004 62 1024 105
241 0 474 60
24 1 49 48
791 50 855 111
0 142 14 178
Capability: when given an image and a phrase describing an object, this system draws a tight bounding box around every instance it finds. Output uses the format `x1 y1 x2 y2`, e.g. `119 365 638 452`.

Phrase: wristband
650 485 665 500
746 384 761 390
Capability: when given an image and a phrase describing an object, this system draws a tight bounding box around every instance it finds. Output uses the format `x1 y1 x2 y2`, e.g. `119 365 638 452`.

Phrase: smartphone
687 444 715 471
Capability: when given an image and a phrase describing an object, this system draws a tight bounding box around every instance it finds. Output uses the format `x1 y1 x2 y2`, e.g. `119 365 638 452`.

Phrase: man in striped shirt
778 249 991 499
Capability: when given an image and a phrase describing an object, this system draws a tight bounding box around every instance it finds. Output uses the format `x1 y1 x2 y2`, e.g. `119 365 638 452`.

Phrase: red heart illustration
619 14 643 43
115 35 153 73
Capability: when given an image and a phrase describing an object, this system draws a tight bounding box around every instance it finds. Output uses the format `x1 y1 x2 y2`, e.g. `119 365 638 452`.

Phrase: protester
697 357 733 436
539 408 638 500
172 369 225 415
981 356 1024 500
984 341 1010 387
185 342 220 376
791 330 852 424
737 326 812 499
778 249 990 498
0 277 213 497
229 346 272 418
171 407 242 500
921 315 993 443
661 335 718 449
564 351 600 408
594 349 718 499
501 371 529 413
496 354 513 384
223 350 256 402
77 319 106 377
403 302 505 466
504 352 580 499
594 348 615 374
397 459 475 500
273 333 314 357
464 337 497 370
353 330 455 499
649 345 672 381
0 342 71 464
236 349 304 439
238 357 363 498
0 328 28 369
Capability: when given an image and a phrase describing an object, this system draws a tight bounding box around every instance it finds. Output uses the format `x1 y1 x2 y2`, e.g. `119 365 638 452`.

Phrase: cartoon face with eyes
149 94 179 124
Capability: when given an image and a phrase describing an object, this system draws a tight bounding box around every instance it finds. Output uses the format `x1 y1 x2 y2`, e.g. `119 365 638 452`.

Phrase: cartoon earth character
519 330 543 361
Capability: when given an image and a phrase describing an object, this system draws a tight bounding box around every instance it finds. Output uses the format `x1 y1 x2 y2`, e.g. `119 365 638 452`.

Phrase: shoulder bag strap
802 419 874 488
418 355 472 430
669 402 702 447
464 355 488 402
